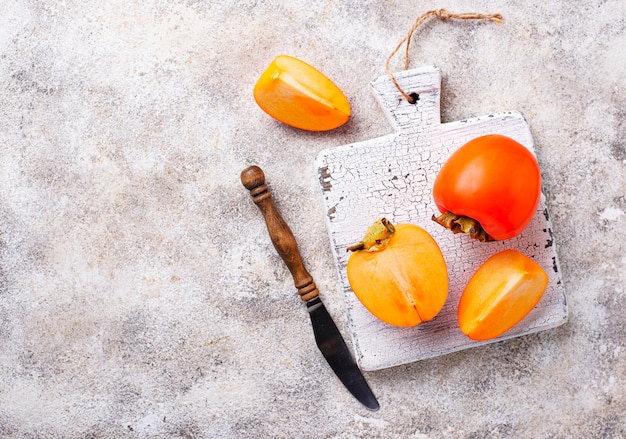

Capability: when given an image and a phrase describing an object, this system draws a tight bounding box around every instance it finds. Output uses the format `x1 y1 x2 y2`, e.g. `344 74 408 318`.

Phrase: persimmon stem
347 218 396 252
432 211 493 242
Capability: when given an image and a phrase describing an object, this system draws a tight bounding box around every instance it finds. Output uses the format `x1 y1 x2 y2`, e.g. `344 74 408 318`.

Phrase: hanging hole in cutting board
408 92 420 104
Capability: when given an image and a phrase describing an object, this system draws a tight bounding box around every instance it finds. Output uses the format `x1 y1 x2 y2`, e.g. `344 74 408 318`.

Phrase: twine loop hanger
385 9 504 104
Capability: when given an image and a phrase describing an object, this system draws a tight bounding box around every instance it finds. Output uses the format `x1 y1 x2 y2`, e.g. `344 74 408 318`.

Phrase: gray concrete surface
1 1 624 438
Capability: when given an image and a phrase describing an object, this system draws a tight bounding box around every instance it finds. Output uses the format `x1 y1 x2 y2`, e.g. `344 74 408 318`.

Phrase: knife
241 165 379 411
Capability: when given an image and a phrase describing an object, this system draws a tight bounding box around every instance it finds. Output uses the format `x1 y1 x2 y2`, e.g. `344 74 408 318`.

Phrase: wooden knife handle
241 166 319 302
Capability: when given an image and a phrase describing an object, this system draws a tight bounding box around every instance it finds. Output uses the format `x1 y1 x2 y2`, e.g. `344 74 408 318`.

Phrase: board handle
241 165 319 302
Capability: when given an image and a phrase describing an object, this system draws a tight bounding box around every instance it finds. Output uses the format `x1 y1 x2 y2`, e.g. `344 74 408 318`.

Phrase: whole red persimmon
432 134 541 242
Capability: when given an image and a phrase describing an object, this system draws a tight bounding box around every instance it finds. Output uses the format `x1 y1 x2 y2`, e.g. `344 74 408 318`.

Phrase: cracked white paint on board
316 66 568 371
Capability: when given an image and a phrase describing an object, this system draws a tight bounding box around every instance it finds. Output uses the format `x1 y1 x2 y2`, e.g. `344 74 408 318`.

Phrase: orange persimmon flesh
346 219 448 327
253 55 350 131
458 249 549 341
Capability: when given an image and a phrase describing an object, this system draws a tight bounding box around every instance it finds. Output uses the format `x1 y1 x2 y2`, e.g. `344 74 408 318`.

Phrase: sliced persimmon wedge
458 249 549 341
253 55 351 131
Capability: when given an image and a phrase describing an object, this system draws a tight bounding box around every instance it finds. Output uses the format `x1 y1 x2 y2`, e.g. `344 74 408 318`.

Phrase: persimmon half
346 218 448 327
458 249 549 341
253 55 351 131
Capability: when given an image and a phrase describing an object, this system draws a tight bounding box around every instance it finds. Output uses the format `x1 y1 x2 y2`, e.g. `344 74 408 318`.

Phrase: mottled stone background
0 1 624 438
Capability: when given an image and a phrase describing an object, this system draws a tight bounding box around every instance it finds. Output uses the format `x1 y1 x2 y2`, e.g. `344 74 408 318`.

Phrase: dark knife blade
241 165 379 410
307 296 379 410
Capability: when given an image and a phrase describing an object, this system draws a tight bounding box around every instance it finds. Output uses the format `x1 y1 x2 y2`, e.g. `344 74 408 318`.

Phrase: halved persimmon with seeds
458 249 549 341
253 55 351 131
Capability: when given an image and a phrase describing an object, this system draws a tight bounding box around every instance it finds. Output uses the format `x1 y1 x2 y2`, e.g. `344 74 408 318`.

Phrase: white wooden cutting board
316 66 568 371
